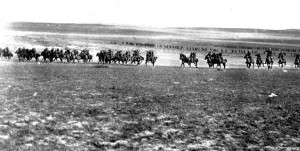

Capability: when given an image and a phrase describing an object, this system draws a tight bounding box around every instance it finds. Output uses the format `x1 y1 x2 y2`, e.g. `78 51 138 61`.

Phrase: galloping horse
245 56 254 69
256 57 263 68
112 50 123 64
266 56 273 70
205 54 213 68
131 49 143 65
15 47 25 62
212 53 227 69
121 51 131 64
278 56 286 68
145 50 157 66
180 53 191 67
189 52 198 68
41 48 51 63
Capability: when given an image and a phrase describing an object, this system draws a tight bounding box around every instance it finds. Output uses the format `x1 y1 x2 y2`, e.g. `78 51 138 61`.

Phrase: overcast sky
0 0 299 29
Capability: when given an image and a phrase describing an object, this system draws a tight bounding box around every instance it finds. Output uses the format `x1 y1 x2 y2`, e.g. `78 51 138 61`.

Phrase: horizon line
8 21 300 31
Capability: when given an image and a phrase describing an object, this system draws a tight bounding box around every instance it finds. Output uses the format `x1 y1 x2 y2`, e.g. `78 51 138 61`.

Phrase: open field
0 22 300 150
0 61 299 150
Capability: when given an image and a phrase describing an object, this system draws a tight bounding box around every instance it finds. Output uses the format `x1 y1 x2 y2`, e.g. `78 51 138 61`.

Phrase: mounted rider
205 52 211 58
244 50 252 63
278 50 285 60
255 53 262 64
133 49 140 57
42 47 48 55
65 48 71 54
265 48 273 63
218 53 223 62
146 50 154 58
82 48 89 55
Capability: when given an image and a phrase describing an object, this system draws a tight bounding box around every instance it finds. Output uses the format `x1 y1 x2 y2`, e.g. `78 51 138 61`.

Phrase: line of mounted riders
243 48 300 70
96 49 158 66
12 47 158 66
180 52 227 68
4 46 300 69
15 47 93 63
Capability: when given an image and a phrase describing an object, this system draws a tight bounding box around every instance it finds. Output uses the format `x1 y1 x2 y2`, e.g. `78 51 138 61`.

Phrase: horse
189 52 198 68
205 54 213 68
79 51 88 63
131 50 143 65
15 47 25 62
131 56 144 65
145 51 157 66
2 47 13 60
212 53 226 69
96 51 106 64
278 57 286 68
256 57 263 68
145 56 157 66
266 56 273 70
112 51 123 64
105 50 113 64
33 53 41 62
245 57 254 69
180 53 191 67
54 49 64 62
121 51 131 64
41 49 51 63
64 50 71 63
87 54 93 62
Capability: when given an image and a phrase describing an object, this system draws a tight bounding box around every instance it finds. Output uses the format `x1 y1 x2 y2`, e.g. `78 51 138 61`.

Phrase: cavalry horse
131 50 143 65
145 50 158 66
205 54 213 68
180 53 190 67
180 53 198 68
256 57 263 68
121 51 131 64
265 56 273 70
278 56 286 68
112 50 123 64
212 53 227 69
41 49 52 63
245 56 254 69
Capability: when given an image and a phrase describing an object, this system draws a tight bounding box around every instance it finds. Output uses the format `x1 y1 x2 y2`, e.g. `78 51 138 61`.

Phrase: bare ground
0 61 299 150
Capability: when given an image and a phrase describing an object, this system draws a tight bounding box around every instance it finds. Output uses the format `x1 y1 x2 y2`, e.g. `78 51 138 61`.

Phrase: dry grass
0 61 299 150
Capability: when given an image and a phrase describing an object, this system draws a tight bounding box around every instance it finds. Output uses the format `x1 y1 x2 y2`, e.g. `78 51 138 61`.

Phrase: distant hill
7 22 300 48
172 27 300 35
9 22 169 36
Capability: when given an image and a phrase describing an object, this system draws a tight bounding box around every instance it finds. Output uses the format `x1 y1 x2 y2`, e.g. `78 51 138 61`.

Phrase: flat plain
0 22 299 150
